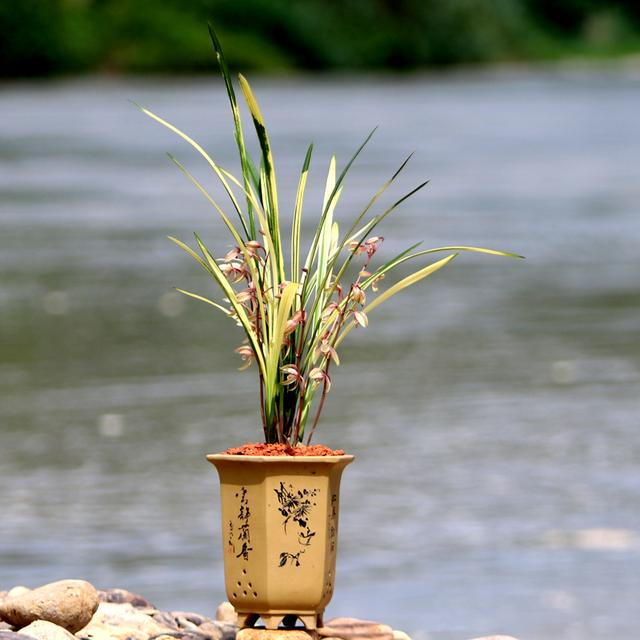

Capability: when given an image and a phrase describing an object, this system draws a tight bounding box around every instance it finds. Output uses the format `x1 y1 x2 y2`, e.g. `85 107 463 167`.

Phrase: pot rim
206 453 354 463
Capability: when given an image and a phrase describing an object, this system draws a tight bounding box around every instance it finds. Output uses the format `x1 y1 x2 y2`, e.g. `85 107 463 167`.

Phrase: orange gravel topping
223 442 345 456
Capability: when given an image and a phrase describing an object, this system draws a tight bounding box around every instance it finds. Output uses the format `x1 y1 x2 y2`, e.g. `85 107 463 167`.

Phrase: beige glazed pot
207 454 354 630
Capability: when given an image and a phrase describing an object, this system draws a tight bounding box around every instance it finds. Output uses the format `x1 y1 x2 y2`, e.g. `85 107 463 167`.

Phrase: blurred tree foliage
1 0 639 76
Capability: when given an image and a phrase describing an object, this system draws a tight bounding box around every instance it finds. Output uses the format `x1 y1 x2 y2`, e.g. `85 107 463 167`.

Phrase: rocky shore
0 580 517 640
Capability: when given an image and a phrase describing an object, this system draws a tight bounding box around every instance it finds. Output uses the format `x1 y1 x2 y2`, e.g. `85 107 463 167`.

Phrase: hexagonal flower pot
207 454 354 630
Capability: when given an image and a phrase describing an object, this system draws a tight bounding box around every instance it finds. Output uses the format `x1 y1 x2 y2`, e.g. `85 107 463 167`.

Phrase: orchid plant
139 26 521 447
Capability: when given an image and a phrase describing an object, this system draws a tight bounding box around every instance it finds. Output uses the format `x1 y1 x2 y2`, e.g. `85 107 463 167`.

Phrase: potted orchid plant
139 25 521 632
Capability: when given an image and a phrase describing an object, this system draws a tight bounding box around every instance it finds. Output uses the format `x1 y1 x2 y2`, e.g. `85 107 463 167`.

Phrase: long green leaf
168 154 246 249
136 103 250 239
264 282 299 421
336 253 458 347
302 128 377 282
313 177 429 330
167 235 210 272
291 143 313 283
208 23 256 238
238 74 285 281
175 288 233 317
194 234 268 379
362 245 523 290
336 153 414 260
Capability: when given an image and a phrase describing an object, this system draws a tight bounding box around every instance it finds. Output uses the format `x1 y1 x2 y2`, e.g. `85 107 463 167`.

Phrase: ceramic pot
207 454 354 630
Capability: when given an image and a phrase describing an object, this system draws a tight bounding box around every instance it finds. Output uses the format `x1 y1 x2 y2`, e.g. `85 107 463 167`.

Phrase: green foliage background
2 0 640 76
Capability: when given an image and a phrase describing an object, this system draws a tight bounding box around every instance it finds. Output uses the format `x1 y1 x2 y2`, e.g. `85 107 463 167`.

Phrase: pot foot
238 613 261 628
237 613 323 631
298 614 323 630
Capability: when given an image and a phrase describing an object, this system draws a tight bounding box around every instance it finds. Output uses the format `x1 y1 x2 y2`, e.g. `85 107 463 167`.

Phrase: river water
1 67 639 640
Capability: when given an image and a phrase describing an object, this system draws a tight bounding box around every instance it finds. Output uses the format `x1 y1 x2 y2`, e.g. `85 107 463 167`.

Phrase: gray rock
220 622 238 640
149 632 213 640
169 613 213 628
97 590 155 610
0 580 99 633
1 631 37 640
171 618 200 632
198 622 228 640
151 613 179 630
147 622 230 640
18 621 75 640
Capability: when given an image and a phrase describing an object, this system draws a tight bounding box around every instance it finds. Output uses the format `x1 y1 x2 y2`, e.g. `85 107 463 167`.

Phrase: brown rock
391 632 410 640
7 590 30 601
237 629 315 640
214 604 236 625
97 590 155 610
0 580 99 633
319 619 393 640
18 621 76 640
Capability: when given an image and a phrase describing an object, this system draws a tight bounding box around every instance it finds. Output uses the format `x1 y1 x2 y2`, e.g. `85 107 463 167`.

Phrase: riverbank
0 581 517 640
2 0 640 77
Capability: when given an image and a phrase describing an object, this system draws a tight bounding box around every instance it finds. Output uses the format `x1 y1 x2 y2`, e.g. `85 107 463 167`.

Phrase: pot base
238 611 323 630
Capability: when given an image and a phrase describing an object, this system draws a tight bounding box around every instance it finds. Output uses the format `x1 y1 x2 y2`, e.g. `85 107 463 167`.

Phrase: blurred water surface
1 69 639 640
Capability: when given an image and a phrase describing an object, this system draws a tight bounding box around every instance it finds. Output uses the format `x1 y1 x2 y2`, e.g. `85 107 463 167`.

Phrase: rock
151 613 180 630
18 621 76 640
214 604 236 625
148 633 211 640
198 623 225 640
468 637 520 640
175 621 200 633
78 621 144 640
208 622 235 640
170 613 212 628
319 618 394 640
7 590 30 600
0 624 12 632
391 632 411 640
97 590 155 610
237 630 314 640
1 632 37 640
0 580 99 634
78 603 171 640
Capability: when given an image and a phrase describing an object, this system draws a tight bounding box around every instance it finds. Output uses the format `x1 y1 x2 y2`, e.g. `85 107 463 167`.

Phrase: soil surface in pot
223 443 345 456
